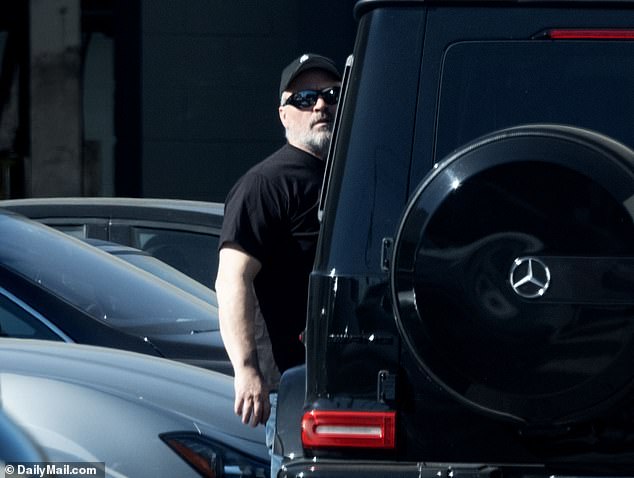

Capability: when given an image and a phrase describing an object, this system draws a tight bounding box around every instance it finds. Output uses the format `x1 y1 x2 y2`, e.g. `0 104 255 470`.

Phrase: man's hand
234 367 271 426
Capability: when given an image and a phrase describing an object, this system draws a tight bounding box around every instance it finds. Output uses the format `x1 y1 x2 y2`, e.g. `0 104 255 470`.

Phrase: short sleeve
219 172 286 263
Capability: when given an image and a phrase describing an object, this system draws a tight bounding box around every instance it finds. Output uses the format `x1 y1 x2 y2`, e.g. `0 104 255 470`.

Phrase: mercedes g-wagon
276 1 634 477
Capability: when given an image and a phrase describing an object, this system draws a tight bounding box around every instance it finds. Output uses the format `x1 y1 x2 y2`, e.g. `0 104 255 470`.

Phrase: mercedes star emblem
509 257 551 299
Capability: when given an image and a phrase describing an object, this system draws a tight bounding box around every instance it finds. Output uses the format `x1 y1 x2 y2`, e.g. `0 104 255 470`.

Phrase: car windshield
0 212 218 334
114 251 218 307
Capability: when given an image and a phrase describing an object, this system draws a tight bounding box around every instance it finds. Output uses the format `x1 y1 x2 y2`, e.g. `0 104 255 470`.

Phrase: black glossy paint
294 1 634 475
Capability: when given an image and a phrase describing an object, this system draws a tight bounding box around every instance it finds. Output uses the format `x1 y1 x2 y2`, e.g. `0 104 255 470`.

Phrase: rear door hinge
377 370 397 404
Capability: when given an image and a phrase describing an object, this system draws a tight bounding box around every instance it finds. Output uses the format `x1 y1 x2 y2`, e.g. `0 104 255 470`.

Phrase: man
215 53 341 474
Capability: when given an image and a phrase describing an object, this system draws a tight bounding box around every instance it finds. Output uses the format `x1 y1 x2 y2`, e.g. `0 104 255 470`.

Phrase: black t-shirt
219 144 325 373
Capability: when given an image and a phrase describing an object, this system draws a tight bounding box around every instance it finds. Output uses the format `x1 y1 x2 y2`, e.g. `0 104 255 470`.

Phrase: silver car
0 338 269 477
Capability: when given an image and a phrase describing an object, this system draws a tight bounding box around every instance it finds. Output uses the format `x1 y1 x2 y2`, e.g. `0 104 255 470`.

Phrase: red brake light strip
301 410 396 449
547 29 634 40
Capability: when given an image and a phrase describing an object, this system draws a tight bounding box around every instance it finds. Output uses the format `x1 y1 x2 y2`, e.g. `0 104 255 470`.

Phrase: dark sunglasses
283 86 341 109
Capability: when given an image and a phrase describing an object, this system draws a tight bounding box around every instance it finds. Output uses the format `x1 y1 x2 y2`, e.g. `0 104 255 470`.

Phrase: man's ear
279 105 288 128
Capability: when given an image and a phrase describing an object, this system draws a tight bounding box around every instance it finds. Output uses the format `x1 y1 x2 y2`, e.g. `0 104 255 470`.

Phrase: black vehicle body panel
282 1 634 476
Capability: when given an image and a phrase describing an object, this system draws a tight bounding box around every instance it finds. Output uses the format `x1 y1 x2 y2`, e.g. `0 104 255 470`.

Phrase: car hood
0 339 266 460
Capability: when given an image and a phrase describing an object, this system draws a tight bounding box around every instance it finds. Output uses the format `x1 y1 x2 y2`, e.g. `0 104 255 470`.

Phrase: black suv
277 1 634 477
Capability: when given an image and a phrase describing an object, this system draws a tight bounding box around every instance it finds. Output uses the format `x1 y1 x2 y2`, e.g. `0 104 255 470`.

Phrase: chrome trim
509 257 551 299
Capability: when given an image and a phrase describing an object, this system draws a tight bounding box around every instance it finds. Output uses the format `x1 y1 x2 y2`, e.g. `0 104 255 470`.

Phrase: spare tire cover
391 124 634 425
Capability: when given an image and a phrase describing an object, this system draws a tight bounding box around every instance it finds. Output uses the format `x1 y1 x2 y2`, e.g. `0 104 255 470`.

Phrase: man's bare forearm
217 273 259 373
216 245 270 425
216 245 263 373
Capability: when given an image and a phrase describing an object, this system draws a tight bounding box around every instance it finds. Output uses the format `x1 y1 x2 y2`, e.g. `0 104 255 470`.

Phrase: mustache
310 112 334 128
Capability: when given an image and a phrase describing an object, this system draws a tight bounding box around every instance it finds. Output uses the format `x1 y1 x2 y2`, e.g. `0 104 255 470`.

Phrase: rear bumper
280 460 634 478
280 460 503 478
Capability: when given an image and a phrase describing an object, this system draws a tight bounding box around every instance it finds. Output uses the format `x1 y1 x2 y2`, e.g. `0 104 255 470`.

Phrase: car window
35 218 109 240
436 41 634 160
130 226 220 289
116 252 218 306
54 224 89 239
0 293 63 341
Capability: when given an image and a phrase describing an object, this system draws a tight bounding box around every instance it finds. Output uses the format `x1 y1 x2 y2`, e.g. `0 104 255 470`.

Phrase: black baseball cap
279 53 341 98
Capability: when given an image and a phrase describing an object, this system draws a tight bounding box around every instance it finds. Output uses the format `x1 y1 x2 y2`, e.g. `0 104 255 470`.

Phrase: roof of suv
355 0 634 16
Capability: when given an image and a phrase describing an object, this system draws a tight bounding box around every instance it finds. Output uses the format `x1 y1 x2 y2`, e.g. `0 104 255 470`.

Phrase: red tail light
301 410 396 449
546 29 634 40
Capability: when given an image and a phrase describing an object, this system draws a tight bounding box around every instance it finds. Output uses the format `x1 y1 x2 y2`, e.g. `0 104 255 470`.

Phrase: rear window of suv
435 41 634 160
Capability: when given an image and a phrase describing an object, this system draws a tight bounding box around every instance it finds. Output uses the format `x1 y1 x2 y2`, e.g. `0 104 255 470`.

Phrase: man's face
279 69 341 159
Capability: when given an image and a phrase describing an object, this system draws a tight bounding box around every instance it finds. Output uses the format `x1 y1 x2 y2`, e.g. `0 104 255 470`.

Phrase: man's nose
313 96 330 111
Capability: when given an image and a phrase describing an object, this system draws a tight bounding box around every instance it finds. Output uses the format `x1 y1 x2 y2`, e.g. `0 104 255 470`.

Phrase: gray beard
286 126 332 159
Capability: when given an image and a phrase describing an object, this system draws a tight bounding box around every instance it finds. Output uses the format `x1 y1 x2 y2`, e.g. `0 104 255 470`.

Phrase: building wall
135 0 356 202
